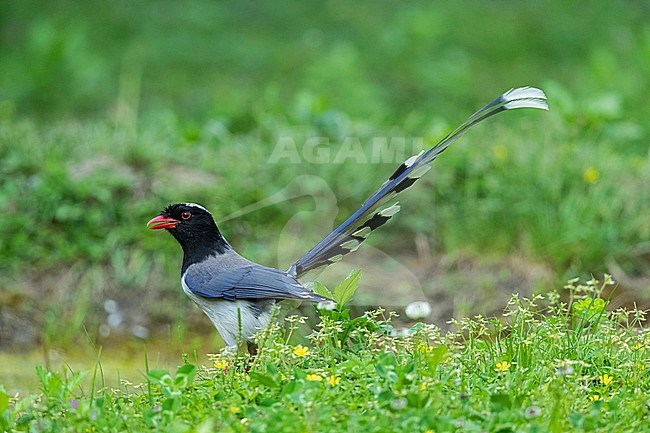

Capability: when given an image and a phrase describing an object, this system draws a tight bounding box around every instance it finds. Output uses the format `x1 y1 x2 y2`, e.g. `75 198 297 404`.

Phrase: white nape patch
184 202 210 213
502 87 548 111
181 277 271 349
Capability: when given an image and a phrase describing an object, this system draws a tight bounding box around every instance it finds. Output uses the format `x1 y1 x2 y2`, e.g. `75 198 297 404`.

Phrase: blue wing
183 264 329 302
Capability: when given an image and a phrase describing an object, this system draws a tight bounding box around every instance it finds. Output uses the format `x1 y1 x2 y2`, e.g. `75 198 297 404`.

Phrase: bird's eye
181 211 192 220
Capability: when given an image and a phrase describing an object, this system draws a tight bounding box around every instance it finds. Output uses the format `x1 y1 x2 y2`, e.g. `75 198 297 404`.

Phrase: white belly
181 278 272 349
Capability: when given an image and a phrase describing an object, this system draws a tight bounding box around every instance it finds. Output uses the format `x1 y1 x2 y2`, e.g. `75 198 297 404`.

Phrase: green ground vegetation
1 275 648 432
0 0 649 423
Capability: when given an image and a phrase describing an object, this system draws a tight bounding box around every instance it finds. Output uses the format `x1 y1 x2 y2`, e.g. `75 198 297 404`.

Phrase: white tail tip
503 86 549 111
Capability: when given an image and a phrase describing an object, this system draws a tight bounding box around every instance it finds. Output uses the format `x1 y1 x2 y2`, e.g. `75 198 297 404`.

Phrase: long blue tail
289 87 548 279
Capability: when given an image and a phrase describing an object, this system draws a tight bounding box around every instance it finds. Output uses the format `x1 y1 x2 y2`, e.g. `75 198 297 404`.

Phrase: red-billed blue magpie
147 87 548 352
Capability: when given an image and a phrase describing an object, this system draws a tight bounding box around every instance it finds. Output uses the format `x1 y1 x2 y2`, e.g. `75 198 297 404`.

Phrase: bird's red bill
147 215 179 230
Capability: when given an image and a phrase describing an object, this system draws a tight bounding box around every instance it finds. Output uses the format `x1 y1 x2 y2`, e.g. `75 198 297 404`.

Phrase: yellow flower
573 297 607 316
213 360 229 369
420 383 427 391
631 343 644 350
306 374 323 382
583 167 599 184
229 406 239 413
495 361 511 372
425 430 434 433
588 395 601 402
293 345 310 357
598 374 613 386
327 375 341 386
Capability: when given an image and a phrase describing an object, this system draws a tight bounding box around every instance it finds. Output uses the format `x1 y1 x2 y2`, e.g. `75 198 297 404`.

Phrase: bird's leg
247 341 258 357
244 342 259 372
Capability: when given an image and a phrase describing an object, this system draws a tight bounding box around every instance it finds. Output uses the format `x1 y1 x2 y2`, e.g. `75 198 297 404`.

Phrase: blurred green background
0 0 649 383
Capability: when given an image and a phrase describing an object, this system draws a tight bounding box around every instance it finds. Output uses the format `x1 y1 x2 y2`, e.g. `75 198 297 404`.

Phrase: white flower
556 361 574 377
317 300 336 311
405 301 432 320
390 398 407 410
390 327 411 338
524 405 542 419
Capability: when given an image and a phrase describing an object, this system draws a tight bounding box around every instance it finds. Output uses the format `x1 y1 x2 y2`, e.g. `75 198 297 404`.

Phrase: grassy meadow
0 0 649 431
1 275 649 432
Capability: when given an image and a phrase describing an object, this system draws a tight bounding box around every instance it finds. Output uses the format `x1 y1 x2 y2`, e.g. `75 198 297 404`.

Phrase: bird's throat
175 230 231 274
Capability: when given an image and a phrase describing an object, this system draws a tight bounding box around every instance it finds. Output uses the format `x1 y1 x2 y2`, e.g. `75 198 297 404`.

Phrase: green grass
2 86 650 341
1 84 649 350
1 275 648 432
1 0 649 402
2 1 649 124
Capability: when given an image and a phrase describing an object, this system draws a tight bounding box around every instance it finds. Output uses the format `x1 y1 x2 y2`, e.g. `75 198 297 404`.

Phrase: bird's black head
147 203 230 272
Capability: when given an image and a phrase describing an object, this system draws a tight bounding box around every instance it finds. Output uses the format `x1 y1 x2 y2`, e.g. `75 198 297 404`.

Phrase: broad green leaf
147 370 174 387
312 281 333 299
0 390 8 413
94 396 105 410
490 392 512 411
146 369 170 381
162 396 181 412
265 362 279 377
249 372 279 388
377 390 395 402
281 379 299 396
258 397 277 407
333 269 361 307
175 364 197 388
176 364 197 377
426 345 450 370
